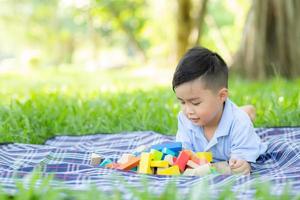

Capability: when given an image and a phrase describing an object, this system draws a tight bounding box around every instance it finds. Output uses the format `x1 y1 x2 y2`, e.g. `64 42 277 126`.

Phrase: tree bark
176 0 208 60
232 0 300 79
176 0 193 60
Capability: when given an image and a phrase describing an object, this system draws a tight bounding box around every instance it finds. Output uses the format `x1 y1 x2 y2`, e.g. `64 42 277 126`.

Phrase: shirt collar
204 99 234 150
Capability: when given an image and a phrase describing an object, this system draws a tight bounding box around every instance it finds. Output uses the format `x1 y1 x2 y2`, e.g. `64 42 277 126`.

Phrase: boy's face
175 78 228 128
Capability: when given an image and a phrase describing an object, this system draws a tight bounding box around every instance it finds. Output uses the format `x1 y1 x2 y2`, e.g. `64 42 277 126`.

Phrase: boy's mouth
190 118 200 123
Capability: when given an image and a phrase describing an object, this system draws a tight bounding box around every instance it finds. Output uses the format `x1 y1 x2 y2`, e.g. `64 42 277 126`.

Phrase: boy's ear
218 88 228 102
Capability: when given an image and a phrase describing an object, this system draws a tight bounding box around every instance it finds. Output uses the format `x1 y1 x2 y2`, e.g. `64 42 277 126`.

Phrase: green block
150 149 163 161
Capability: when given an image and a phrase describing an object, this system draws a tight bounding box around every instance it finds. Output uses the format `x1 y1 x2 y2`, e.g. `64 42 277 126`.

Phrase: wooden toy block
162 148 176 157
117 157 140 171
133 145 148 156
106 162 120 169
117 153 134 164
193 163 211 176
138 152 153 174
150 149 163 161
99 158 112 167
90 153 103 166
173 156 177 163
151 142 182 153
131 166 138 172
187 160 200 169
150 160 169 168
183 168 196 176
164 142 182 153
196 152 213 162
150 143 165 151
174 150 190 172
183 164 211 176
211 161 231 175
164 154 174 165
157 165 180 176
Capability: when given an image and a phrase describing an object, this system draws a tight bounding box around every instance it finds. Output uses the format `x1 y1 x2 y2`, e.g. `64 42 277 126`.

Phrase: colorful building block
150 149 163 161
117 157 140 171
157 165 180 176
183 164 211 176
174 150 190 172
193 164 211 176
151 142 182 153
90 153 103 166
133 145 148 156
138 152 153 174
162 148 176 157
187 160 200 169
131 166 138 172
196 152 213 162
164 154 175 165
99 158 112 167
117 153 135 164
150 160 169 168
106 162 120 169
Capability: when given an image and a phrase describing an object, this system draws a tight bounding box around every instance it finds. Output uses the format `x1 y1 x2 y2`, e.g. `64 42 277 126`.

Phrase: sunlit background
0 0 299 143
0 0 250 74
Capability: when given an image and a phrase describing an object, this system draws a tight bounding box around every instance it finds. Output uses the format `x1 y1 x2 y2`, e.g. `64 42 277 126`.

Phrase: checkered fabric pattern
1 127 300 199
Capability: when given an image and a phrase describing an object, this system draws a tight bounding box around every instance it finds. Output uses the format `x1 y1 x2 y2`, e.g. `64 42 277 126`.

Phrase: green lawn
0 68 299 144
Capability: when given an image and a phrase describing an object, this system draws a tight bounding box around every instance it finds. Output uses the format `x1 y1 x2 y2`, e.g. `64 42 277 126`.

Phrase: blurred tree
232 0 300 79
176 0 208 60
94 0 149 60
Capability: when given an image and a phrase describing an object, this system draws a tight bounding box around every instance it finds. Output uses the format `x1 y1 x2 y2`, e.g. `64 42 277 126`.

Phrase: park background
0 0 299 199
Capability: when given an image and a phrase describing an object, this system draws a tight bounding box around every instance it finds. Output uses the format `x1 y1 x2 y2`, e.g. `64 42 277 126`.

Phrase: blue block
131 166 138 172
150 144 165 151
99 158 112 167
151 142 182 153
164 142 182 153
162 147 176 157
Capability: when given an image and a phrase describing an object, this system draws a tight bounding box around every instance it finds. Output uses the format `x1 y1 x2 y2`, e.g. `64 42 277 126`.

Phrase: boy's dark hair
172 46 228 91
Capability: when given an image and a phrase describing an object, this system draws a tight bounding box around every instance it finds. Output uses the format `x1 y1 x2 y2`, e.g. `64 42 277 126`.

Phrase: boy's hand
229 158 251 175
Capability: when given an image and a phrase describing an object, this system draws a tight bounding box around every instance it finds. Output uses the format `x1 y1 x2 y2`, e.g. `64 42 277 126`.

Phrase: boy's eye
192 102 201 105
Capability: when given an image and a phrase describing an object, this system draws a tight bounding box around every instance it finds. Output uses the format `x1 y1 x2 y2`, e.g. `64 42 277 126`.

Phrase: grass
0 171 298 200
0 68 299 144
0 67 299 199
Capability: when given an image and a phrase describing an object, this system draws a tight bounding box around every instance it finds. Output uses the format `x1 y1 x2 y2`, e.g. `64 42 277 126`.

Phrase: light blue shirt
176 99 268 163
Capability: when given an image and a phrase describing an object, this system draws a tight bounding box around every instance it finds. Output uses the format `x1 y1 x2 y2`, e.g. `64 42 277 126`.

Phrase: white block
90 153 102 166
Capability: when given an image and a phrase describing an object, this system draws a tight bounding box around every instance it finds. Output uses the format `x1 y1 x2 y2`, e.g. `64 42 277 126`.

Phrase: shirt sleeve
230 116 267 163
175 112 193 150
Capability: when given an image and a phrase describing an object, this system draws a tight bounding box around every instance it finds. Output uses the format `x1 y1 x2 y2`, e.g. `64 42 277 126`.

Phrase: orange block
106 163 120 169
117 157 140 171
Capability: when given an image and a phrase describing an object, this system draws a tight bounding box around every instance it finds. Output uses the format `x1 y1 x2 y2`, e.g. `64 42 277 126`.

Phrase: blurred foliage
0 0 250 69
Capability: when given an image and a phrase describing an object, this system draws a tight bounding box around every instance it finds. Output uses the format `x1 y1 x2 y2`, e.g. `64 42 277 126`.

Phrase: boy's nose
184 105 195 115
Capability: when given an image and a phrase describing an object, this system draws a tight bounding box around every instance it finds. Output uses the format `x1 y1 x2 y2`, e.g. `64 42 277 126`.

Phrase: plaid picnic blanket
0 127 300 199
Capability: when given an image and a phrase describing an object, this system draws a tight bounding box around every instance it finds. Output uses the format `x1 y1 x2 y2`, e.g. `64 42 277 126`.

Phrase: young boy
172 46 268 175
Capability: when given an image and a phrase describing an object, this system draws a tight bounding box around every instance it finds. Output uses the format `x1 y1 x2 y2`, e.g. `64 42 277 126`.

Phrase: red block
174 151 190 172
173 156 177 163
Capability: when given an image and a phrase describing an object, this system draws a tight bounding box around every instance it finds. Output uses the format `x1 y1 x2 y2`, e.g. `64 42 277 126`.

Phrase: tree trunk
176 0 208 60
176 0 193 60
232 0 300 79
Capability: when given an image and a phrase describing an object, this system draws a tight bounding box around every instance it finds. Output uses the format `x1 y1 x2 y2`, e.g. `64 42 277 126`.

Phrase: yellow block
138 152 153 174
157 165 180 176
150 160 169 168
196 152 213 162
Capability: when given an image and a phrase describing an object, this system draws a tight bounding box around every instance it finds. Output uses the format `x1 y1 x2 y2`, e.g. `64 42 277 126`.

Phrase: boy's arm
230 117 267 163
